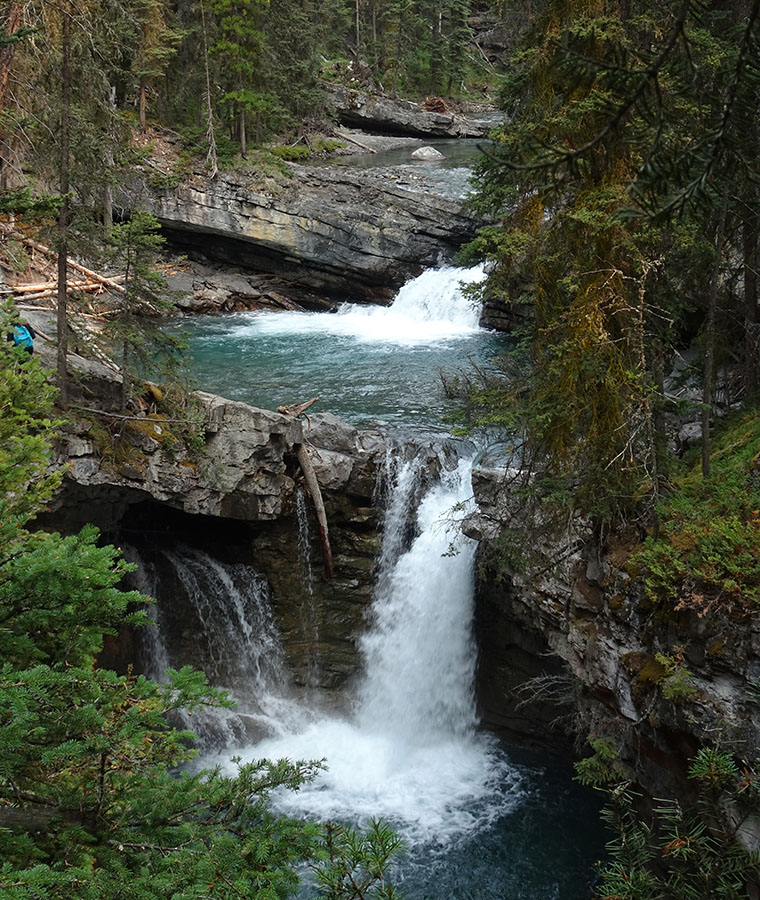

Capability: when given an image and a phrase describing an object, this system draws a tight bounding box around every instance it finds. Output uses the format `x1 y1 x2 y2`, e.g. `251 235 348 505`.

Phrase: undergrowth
636 408 760 613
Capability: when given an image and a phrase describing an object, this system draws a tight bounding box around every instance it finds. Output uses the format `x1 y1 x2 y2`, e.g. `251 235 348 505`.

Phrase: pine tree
103 209 181 413
211 0 268 156
0 304 403 900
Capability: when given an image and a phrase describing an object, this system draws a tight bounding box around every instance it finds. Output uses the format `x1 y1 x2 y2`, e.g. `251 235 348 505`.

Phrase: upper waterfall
175 264 499 429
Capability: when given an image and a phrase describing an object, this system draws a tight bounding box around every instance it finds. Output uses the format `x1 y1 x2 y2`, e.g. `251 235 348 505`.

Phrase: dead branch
277 397 319 418
296 443 334 580
332 130 376 153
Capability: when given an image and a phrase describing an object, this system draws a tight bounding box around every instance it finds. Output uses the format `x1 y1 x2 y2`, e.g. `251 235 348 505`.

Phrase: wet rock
411 146 445 160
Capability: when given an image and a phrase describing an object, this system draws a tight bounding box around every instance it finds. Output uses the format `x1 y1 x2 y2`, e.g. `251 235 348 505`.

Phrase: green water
171 266 506 431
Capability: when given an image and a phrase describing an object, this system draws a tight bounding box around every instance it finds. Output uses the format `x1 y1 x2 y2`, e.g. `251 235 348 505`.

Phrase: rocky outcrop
324 84 499 138
465 463 760 795
45 391 390 693
145 163 481 302
166 259 338 314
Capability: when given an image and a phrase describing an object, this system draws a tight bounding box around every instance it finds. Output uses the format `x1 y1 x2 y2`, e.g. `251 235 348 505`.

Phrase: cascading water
156 265 604 896
171 264 501 429
131 545 306 749
211 452 521 847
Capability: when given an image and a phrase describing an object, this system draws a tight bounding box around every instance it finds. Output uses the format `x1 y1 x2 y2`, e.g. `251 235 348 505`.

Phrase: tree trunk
56 9 71 410
297 444 334 579
702 192 729 479
237 72 246 158
0 1 24 115
355 0 361 56
103 85 116 228
121 338 129 414
199 0 218 178
744 205 758 397
139 77 147 130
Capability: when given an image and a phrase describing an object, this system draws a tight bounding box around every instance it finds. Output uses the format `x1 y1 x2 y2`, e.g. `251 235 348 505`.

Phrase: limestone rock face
324 84 497 138
50 389 393 693
467 463 760 794
144 164 480 302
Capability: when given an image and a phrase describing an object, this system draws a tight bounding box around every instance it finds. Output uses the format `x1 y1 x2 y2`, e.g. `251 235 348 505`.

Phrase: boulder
411 146 445 160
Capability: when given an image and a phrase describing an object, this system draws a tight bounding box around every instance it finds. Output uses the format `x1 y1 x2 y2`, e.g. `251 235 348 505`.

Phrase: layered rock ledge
324 84 499 138
144 164 481 302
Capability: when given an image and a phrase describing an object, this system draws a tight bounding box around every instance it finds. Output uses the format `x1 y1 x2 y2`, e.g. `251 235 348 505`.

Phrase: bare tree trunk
297 444 334 579
139 77 147 130
121 339 129 414
56 9 71 410
744 204 758 397
702 192 729 479
103 85 116 228
199 0 218 178
0 1 23 115
0 2 25 187
237 72 246 158
355 0 361 56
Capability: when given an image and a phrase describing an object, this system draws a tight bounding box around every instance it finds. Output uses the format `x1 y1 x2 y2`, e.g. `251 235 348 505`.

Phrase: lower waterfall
132 450 603 898
202 454 521 847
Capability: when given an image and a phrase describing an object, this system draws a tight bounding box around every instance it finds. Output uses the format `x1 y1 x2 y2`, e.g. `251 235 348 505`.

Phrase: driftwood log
279 397 334 580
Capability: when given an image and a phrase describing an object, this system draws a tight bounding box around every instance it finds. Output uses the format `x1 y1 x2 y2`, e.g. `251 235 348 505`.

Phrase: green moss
635 408 760 612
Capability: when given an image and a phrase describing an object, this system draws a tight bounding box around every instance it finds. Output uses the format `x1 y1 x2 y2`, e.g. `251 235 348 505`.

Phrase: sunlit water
172 265 506 431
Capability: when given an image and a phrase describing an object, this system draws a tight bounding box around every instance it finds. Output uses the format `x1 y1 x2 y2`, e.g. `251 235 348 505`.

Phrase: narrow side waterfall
218 452 521 846
130 545 305 749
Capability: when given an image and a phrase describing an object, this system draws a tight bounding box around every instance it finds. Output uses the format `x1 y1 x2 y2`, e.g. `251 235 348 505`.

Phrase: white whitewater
232 264 486 344
135 546 307 748
213 454 522 846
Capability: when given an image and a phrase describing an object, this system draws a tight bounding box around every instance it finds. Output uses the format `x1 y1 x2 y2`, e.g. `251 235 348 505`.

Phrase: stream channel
147 149 607 898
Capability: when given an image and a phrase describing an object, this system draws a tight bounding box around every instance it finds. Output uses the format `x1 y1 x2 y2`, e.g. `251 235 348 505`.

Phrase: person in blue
6 320 36 356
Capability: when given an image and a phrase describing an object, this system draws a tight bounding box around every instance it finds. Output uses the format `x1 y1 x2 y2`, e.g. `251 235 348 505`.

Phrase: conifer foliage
0 317 401 900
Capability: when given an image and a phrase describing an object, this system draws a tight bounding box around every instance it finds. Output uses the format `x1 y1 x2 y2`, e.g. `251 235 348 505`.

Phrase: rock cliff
465 462 760 794
145 164 480 302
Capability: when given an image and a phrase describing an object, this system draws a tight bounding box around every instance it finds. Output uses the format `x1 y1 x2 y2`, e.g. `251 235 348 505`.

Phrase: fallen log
1 275 124 294
332 129 377 153
296 443 334 580
279 397 334 580
277 397 319 418
0 224 126 293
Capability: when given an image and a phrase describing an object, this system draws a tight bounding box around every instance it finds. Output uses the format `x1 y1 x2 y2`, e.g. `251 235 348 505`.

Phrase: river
171 265 504 431
152 266 607 898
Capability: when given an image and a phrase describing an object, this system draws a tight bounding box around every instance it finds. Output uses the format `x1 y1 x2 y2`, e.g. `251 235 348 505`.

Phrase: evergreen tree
0 306 403 900
103 209 181 413
211 0 268 155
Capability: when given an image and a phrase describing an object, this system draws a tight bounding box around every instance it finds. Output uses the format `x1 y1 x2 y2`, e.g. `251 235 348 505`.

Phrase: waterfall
296 487 321 691
358 457 478 742
230 264 487 344
220 450 522 846
131 545 305 749
176 264 496 429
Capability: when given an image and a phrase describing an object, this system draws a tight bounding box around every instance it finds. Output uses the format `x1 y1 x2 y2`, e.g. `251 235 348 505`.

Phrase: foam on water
209 454 522 847
222 264 486 344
